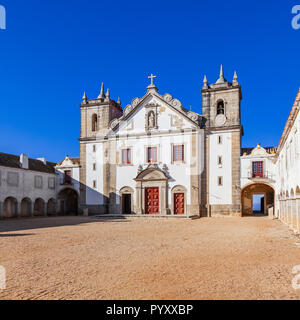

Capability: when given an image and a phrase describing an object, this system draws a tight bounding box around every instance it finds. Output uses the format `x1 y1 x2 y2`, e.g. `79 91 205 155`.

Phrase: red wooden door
145 188 159 215
174 193 185 215
252 161 263 178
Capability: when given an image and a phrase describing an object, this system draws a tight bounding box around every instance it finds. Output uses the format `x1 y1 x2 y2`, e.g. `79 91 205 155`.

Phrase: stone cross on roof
148 73 157 86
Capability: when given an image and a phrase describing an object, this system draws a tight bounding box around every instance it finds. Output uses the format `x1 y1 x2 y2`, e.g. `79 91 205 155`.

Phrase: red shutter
148 147 157 163
174 145 184 162
252 161 263 177
122 149 131 164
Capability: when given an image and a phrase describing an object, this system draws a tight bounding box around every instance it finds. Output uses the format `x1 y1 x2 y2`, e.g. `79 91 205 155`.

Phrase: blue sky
0 0 299 162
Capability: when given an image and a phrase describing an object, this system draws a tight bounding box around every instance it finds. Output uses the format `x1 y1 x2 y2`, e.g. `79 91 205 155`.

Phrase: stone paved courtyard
1 216 300 300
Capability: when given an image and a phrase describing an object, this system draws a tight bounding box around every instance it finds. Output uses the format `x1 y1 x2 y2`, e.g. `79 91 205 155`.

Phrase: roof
0 152 57 174
241 146 277 156
69 157 80 165
57 156 80 166
277 88 300 155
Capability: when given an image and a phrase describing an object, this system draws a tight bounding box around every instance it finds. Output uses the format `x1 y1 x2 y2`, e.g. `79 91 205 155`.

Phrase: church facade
79 67 243 217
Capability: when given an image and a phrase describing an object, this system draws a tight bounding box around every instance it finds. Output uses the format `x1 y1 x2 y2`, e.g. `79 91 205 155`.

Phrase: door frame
120 186 134 215
171 185 187 215
174 192 185 215
145 187 160 215
122 194 132 215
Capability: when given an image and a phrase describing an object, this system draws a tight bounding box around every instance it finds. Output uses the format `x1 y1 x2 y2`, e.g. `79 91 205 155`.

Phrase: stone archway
134 164 170 215
34 198 45 216
241 183 275 216
120 187 134 215
47 198 57 216
3 197 18 218
21 198 32 217
58 188 78 216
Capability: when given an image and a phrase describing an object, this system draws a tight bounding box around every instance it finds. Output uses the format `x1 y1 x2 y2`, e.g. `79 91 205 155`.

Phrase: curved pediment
250 144 268 156
135 164 169 181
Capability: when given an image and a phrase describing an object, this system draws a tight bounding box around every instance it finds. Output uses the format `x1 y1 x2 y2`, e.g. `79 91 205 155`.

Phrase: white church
0 66 299 231
77 68 242 217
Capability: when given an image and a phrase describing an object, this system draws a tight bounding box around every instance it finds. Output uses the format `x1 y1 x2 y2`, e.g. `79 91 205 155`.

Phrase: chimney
20 154 29 169
37 157 47 165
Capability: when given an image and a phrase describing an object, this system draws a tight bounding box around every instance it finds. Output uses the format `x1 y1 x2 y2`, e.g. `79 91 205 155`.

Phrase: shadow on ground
0 233 36 237
0 215 128 233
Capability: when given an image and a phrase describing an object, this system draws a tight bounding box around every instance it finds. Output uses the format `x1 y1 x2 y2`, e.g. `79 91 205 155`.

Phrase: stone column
141 185 145 215
161 183 168 215
284 200 287 224
287 199 290 226
30 201 35 217
136 183 142 215
290 199 293 227
296 198 300 233
285 199 290 225
279 201 282 221
17 201 22 218
43 202 47 217
0 201 3 219
293 198 297 230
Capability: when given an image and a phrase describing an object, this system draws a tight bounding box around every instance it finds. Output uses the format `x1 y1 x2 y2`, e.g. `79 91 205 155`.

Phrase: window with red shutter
147 147 157 163
122 149 131 164
173 145 184 162
252 161 263 177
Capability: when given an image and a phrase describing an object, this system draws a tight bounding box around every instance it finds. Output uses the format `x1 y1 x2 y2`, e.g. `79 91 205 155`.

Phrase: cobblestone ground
1 216 300 300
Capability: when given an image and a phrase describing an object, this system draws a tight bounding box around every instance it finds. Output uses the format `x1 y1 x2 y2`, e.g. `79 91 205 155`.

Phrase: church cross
148 73 157 86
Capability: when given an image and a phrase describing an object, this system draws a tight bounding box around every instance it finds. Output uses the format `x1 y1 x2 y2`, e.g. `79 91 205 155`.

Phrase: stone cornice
79 127 203 143
276 88 300 158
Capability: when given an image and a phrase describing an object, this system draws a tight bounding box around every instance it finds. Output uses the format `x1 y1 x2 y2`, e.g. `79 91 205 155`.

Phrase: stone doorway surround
120 186 134 214
134 164 170 215
171 185 187 215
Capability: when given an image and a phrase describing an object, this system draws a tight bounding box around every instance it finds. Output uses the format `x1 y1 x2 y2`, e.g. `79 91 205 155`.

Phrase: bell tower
80 83 123 139
79 83 123 214
201 66 243 217
201 65 242 129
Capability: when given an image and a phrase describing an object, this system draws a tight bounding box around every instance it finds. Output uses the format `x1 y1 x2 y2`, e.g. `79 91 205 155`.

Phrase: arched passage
21 198 32 217
3 197 18 218
241 183 275 216
34 198 45 216
58 188 78 215
47 198 56 216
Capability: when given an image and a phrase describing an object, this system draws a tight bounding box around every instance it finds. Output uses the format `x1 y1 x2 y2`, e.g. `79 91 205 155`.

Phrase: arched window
92 114 98 132
217 101 225 115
